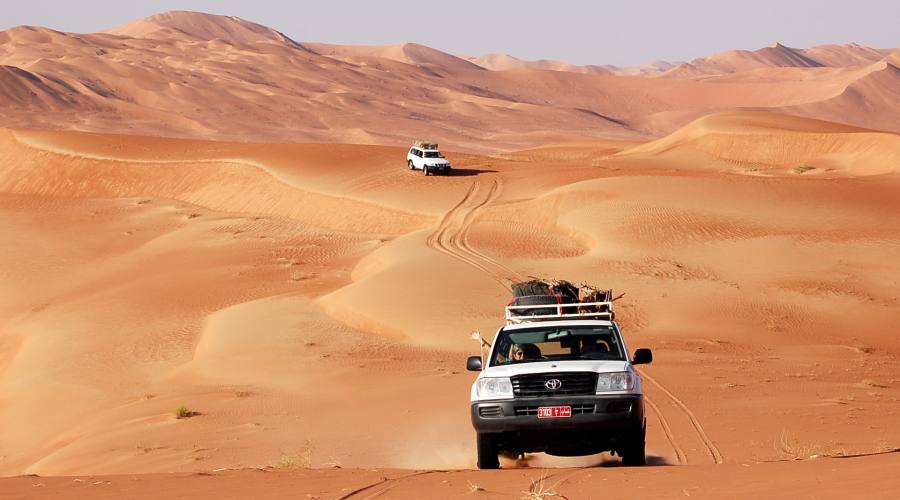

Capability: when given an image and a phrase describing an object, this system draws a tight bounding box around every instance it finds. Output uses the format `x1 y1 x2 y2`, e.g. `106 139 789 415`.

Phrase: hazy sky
2 1 898 66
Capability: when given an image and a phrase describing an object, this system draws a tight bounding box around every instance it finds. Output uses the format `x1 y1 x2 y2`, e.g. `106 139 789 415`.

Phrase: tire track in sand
455 180 526 283
426 179 521 287
339 471 438 499
638 367 724 464
644 394 687 465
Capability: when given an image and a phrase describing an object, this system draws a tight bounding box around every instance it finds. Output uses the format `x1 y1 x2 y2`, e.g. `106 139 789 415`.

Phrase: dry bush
174 405 195 419
276 453 311 469
775 430 821 460
467 480 485 494
521 474 567 500
276 441 313 469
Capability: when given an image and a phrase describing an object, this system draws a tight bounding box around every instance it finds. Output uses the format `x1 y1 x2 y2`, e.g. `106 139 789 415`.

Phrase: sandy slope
5 453 900 499
620 111 900 175
0 11 898 150
0 108 898 500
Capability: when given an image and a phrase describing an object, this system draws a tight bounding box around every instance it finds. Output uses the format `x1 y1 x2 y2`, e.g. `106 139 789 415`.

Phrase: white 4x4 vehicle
407 141 451 176
466 299 653 469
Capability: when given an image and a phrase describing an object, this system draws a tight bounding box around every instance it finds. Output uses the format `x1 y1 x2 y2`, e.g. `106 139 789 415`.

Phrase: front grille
479 406 503 418
511 372 598 397
515 404 595 416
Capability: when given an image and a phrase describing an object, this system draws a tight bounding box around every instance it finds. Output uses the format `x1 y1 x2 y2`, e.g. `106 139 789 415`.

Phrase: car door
413 149 424 169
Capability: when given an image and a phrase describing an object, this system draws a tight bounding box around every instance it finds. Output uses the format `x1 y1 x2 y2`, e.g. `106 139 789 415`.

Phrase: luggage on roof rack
413 139 439 149
507 294 562 319
512 280 551 298
506 280 615 324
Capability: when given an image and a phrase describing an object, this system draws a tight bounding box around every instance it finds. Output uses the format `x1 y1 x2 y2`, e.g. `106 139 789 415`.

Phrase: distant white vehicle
407 140 451 176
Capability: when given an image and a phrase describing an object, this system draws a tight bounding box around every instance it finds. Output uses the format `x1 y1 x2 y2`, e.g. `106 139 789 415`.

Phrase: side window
417 150 423 157
409 148 416 155
492 336 511 365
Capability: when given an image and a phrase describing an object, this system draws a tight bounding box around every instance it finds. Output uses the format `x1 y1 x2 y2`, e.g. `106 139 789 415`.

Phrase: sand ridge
1 11 899 150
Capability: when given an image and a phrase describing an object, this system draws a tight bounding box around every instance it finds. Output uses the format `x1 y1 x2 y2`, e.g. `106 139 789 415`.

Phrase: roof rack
413 139 439 149
505 301 614 325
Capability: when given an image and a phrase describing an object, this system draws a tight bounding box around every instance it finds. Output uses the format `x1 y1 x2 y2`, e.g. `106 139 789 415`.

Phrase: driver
511 343 542 361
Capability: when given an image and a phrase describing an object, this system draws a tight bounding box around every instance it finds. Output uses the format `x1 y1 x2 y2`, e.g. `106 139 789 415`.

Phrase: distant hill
663 42 893 77
0 11 897 150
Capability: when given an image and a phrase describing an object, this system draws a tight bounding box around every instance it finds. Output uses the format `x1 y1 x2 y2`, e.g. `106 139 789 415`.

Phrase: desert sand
1 11 899 150
1 10 900 499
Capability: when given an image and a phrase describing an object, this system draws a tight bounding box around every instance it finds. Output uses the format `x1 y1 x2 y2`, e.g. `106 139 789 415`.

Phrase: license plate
537 406 572 418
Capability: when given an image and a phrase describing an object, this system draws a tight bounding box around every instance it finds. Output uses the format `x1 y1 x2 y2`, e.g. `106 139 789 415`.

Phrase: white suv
466 299 653 469
407 142 451 176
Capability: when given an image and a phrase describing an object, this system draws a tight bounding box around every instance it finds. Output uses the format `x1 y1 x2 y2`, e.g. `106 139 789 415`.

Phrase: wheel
621 422 646 466
476 434 500 469
423 166 430 176
408 160 415 170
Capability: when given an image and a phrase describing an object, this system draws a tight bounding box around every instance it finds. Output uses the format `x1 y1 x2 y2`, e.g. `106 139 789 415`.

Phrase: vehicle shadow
595 454 672 467
506 453 672 469
447 168 498 177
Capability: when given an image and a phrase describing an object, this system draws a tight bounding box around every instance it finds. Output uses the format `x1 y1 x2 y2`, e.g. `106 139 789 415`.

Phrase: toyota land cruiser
466 298 653 469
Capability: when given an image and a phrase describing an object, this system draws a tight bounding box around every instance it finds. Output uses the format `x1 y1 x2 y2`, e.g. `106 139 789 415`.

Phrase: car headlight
596 372 634 392
476 377 514 399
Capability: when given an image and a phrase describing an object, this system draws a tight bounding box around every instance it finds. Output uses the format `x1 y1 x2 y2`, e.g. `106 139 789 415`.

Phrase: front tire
476 434 500 469
423 166 430 176
621 422 647 466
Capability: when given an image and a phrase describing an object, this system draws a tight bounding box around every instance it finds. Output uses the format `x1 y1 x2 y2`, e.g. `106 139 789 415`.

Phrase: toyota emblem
544 378 562 390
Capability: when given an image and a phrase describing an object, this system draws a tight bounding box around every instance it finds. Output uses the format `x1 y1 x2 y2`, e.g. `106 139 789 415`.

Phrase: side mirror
632 348 653 365
466 356 483 371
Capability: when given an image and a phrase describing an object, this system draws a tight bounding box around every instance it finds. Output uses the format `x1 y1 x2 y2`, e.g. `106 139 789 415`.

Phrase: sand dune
1 118 898 480
787 60 900 134
1 11 898 151
666 43 823 77
106 10 304 48
620 111 900 175
466 52 617 74
664 42 894 77
804 42 895 67
307 42 484 72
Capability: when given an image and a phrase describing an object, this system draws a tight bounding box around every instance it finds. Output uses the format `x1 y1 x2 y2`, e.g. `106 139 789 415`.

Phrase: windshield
490 325 625 366
424 151 444 158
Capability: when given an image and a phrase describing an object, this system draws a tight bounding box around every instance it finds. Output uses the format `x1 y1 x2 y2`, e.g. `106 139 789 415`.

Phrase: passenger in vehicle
580 338 610 355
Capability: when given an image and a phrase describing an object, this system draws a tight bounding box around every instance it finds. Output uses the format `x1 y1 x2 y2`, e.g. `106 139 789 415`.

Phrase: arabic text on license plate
537 406 572 418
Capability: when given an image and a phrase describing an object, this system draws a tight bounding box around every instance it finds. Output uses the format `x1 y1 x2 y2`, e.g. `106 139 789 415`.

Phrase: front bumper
471 394 644 455
471 394 643 433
